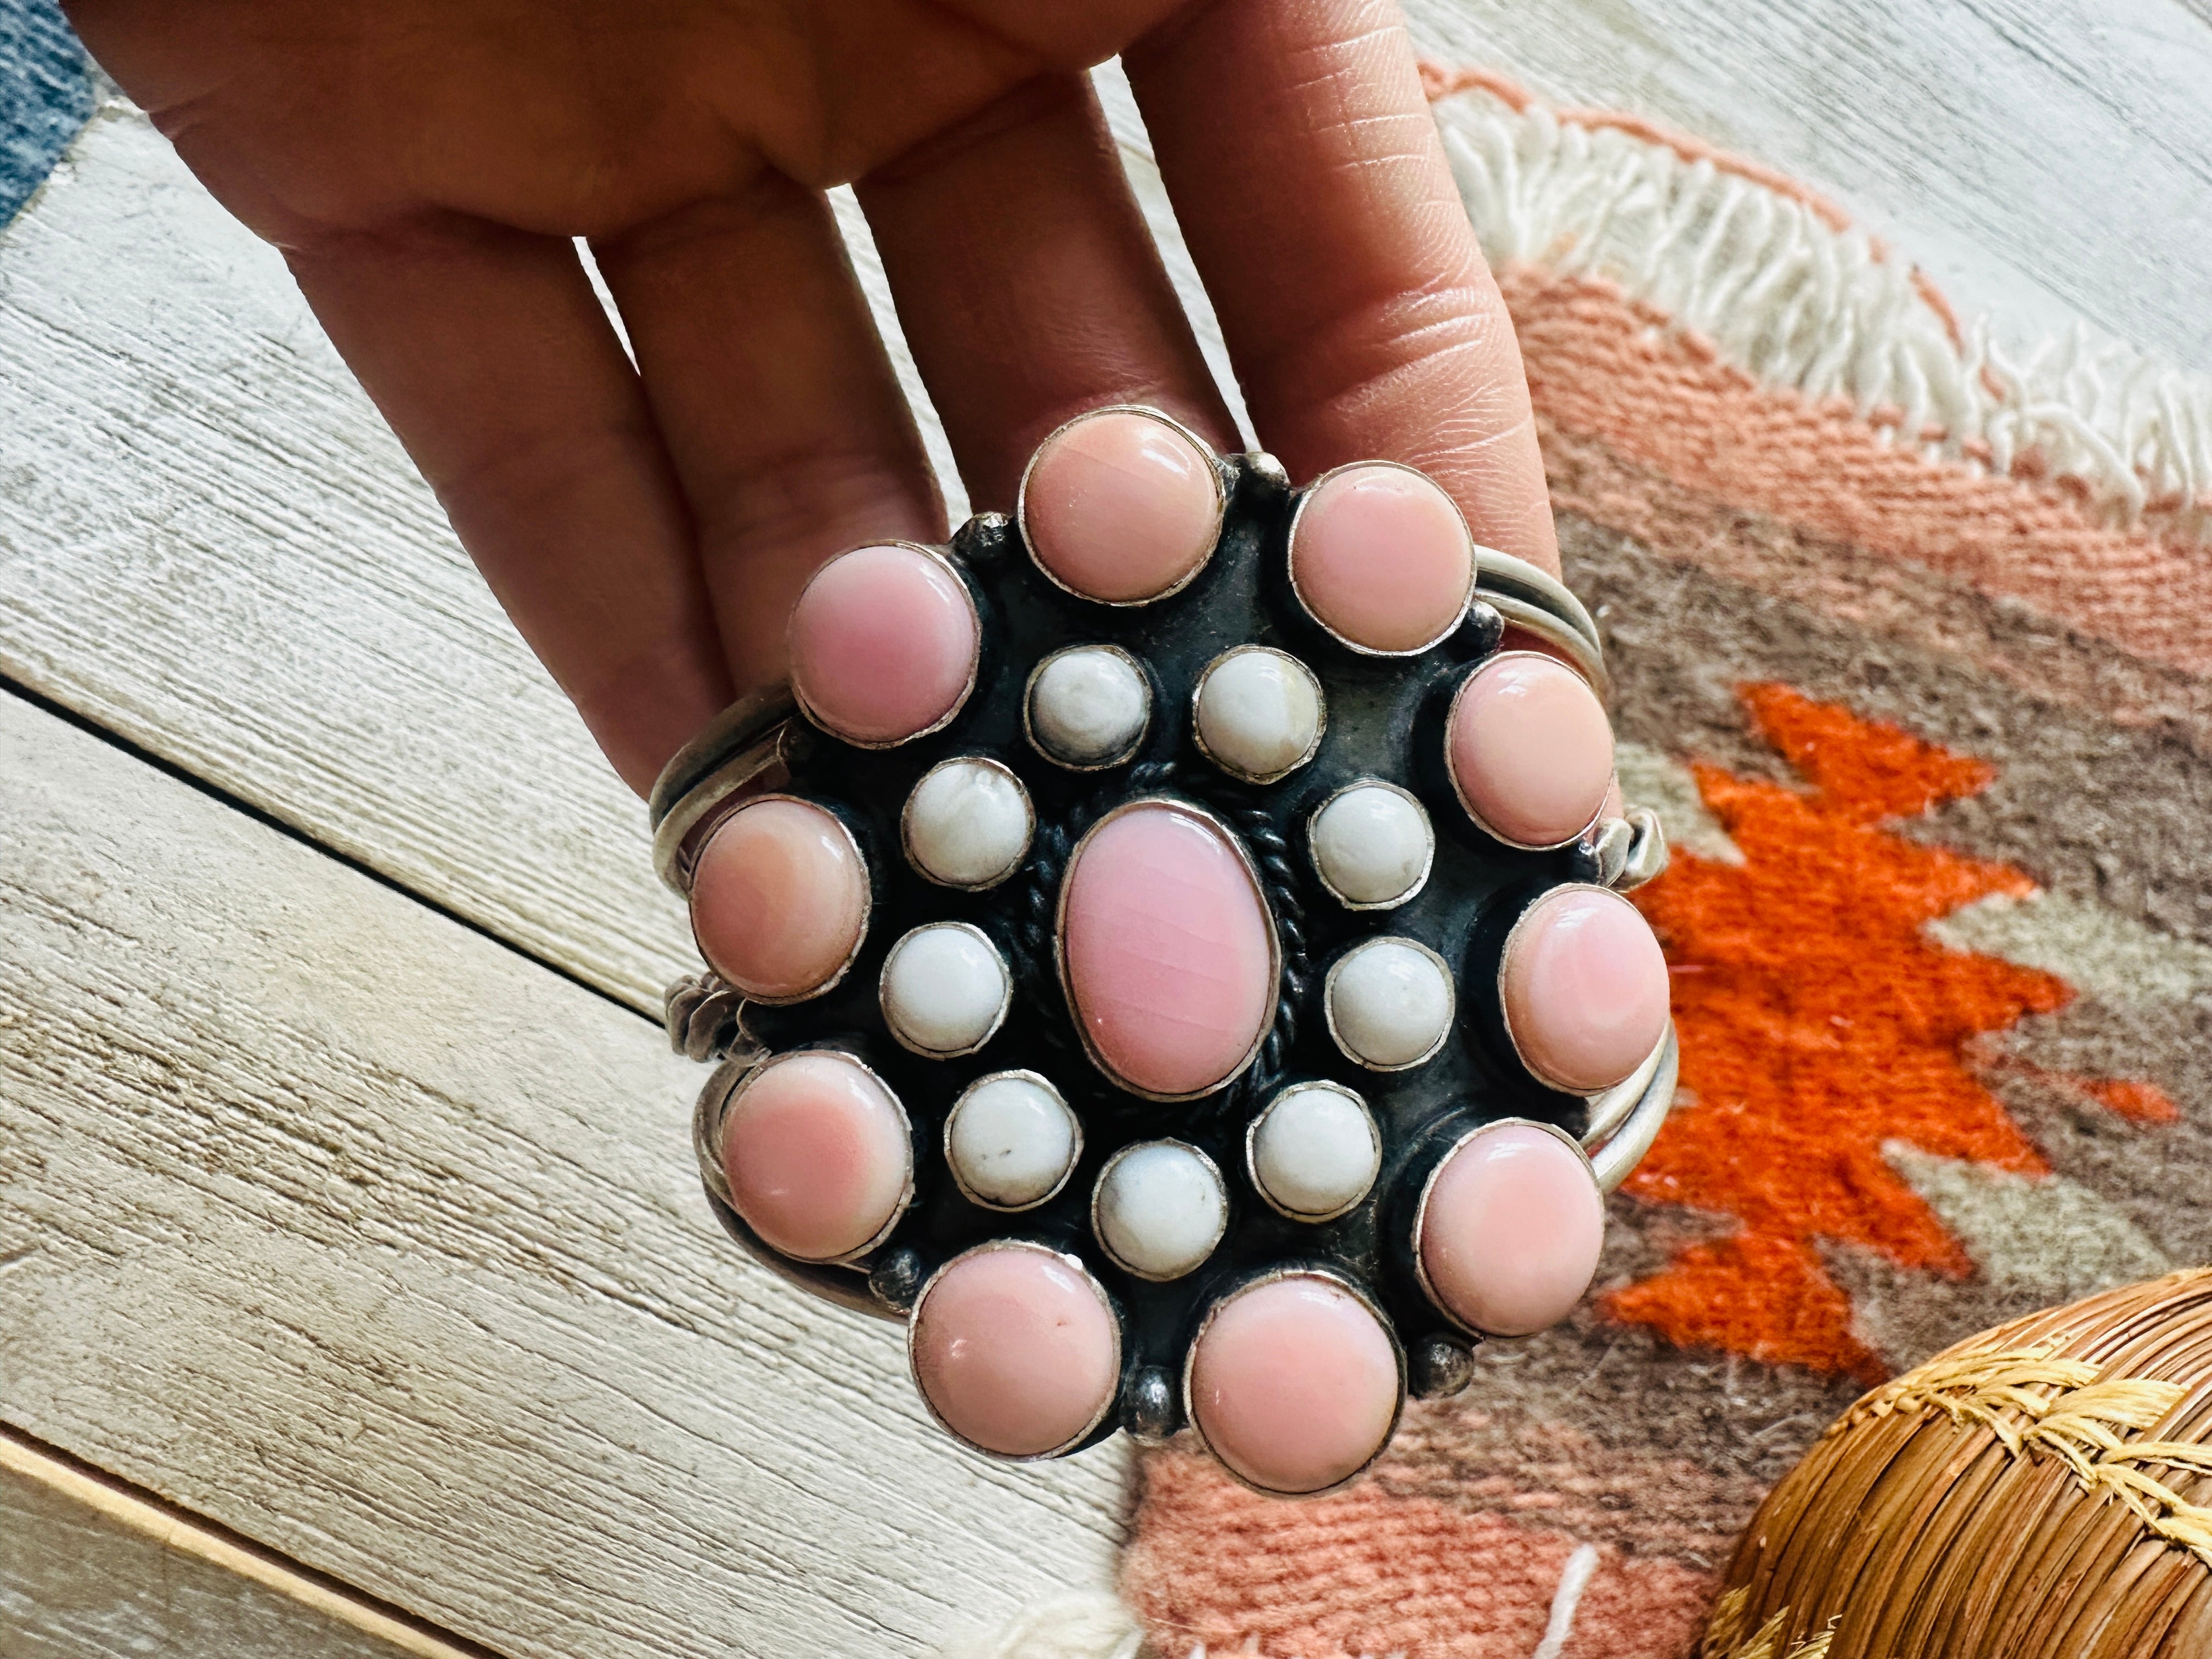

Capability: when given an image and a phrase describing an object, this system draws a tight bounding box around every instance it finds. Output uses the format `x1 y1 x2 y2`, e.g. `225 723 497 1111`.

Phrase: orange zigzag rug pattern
1607 685 2161 1380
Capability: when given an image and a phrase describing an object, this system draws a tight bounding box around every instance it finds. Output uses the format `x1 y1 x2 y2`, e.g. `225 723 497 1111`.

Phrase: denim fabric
1 0 92 227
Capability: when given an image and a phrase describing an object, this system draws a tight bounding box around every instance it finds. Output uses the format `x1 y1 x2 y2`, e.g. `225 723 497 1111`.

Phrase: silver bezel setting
1497 882 1660 1097
1284 459 1479 658
942 1069 1084 1214
877 920 1013 1060
907 1239 1124 1463
712 1047 917 1266
648 683 799 895
898 753 1038 892
1410 1117 1602 1338
1054 797 1282 1103
1245 1080 1382 1223
1181 1266 1407 1498
1015 403 1230 608
656 735 792 896
687 791 872 1007
1443 650 1613 853
1089 1138 1229 1282
787 540 984 751
1322 934 1457 1073
1022 642 1155 772
1188 644 1328 785
1305 777 1436 911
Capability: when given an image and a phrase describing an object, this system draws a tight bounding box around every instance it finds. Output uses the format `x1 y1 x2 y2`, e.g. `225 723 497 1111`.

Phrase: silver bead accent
1127 1365 1180 1444
1409 1333 1476 1400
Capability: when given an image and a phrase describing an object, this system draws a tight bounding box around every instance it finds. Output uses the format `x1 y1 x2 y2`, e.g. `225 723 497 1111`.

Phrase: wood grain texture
1401 0 2212 373
0 687 1126 1659
0 104 690 1013
1 1431 471 1659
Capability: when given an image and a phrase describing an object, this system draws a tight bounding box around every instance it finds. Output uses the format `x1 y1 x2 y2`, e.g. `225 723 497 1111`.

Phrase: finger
855 73 1235 507
590 176 946 694
1123 0 1558 571
287 224 731 794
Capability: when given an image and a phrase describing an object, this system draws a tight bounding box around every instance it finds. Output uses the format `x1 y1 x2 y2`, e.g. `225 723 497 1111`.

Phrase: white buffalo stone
880 923 1011 1057
903 757 1032 889
1027 646 1150 768
1327 937 1453 1070
1310 781 1433 909
1092 1141 1226 1280
1194 647 1324 782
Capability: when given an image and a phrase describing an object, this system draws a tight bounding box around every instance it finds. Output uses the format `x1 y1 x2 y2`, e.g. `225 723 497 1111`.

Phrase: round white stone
904 758 1032 888
1311 782 1434 908
1028 647 1150 767
946 1072 1080 1209
1327 937 1454 1070
1194 648 1323 781
1092 1141 1227 1280
880 924 1010 1056
1250 1082 1381 1221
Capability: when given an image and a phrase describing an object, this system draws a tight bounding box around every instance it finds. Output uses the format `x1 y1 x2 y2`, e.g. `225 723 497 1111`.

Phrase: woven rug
1084 67 2212 1659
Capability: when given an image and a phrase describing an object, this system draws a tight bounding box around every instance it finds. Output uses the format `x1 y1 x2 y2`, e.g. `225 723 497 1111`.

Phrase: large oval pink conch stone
1448 653 1615 848
1188 1273 1401 1495
1024 408 1222 603
1419 1124 1605 1336
690 797 867 1000
1500 886 1671 1094
721 1051 911 1262
911 1245 1120 1459
788 544 979 744
1289 464 1473 653
1061 803 1276 1099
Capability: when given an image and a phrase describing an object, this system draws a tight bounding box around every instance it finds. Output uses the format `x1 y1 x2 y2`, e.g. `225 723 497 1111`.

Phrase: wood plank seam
1 684 1128 1658
0 663 650 1030
0 1424 509 1659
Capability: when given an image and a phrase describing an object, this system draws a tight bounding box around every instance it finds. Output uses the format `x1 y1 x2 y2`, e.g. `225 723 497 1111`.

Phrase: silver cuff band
1581 1024 1679 1192
648 686 797 895
1477 548 1611 697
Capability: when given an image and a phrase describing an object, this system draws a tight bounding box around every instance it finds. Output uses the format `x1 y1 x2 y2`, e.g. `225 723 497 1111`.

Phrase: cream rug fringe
1429 74 2212 546
933 1592 1153 1659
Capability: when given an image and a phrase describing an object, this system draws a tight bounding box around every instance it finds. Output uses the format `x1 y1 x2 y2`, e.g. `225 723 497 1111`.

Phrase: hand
65 0 1556 794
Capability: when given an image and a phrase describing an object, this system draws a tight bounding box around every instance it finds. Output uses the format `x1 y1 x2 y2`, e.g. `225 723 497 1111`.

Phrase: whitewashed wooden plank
1 1431 475 1659
0 687 1126 1659
1401 0 2212 372
0 104 690 1013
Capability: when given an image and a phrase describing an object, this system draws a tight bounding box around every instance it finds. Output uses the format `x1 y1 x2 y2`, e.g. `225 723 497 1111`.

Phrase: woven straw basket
1703 1269 2212 1659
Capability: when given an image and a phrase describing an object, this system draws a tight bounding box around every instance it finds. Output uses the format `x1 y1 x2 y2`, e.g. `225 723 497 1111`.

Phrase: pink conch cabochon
690 797 868 1001
720 1051 911 1263
1448 653 1615 848
1060 802 1277 1099
788 543 979 745
1289 462 1474 653
1023 408 1224 604
1188 1273 1402 1496
1419 1123 1606 1337
1500 885 1672 1094
910 1244 1121 1460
